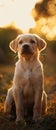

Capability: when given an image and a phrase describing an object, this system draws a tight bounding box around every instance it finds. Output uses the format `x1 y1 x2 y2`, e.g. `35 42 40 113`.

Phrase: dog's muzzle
21 44 33 55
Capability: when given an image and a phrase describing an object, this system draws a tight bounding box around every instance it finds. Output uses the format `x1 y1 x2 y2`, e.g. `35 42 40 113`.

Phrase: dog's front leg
33 86 43 122
13 87 24 124
4 88 13 114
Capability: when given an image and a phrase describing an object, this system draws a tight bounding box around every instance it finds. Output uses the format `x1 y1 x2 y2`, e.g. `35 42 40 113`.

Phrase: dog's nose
23 44 29 49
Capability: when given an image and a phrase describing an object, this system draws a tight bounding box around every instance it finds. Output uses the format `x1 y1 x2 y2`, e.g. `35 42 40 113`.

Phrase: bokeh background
0 0 56 130
0 0 56 64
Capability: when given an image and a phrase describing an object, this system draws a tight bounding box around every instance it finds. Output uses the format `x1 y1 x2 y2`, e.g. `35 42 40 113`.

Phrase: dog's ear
34 34 47 51
9 39 18 53
38 38 47 51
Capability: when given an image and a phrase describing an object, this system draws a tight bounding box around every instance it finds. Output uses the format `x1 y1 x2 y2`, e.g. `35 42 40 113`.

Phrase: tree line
0 26 23 64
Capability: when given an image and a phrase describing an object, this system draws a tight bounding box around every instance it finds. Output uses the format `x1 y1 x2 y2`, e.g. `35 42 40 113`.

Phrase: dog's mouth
21 48 34 56
21 49 33 55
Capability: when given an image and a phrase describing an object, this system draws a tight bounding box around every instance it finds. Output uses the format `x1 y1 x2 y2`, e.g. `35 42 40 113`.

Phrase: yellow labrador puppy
4 34 47 124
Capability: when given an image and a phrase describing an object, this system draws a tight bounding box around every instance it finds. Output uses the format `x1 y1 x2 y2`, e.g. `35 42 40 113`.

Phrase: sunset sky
0 0 40 31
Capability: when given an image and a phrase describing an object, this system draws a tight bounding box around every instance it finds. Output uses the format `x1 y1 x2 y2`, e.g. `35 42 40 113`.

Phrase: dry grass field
0 64 56 130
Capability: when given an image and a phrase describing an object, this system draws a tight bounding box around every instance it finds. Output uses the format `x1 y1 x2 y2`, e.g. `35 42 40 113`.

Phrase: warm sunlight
41 17 56 40
0 0 39 31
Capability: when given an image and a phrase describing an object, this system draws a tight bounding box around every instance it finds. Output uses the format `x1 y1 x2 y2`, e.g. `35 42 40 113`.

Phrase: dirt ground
0 65 56 130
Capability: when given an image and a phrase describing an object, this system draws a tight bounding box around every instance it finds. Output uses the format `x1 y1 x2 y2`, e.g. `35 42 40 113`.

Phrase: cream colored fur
4 34 47 123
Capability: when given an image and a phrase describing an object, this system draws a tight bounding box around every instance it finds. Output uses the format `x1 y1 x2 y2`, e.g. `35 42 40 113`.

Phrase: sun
0 0 39 31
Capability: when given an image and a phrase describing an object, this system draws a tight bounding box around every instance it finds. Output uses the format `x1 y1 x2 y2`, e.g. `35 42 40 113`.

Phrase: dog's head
9 34 47 58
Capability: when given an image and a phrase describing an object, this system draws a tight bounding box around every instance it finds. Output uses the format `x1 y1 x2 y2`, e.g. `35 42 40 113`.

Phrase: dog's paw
15 118 26 126
33 115 43 123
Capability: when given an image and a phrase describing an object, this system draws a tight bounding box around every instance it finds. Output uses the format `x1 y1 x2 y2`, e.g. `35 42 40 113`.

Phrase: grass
0 64 56 130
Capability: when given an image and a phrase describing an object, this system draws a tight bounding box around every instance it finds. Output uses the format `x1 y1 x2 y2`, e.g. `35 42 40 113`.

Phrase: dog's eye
19 40 23 44
30 39 35 44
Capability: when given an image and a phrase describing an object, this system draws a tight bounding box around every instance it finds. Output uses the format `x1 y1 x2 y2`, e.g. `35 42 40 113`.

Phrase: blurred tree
30 0 56 55
32 0 56 20
31 0 56 40
0 25 23 64
28 0 56 65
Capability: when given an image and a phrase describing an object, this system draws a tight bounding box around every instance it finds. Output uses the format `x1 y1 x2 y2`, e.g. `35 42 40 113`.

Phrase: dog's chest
18 68 40 89
24 70 32 80
21 69 38 97
21 70 35 101
23 69 37 85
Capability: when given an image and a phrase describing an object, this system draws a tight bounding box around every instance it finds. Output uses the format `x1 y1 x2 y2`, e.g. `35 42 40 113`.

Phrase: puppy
4 34 47 124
